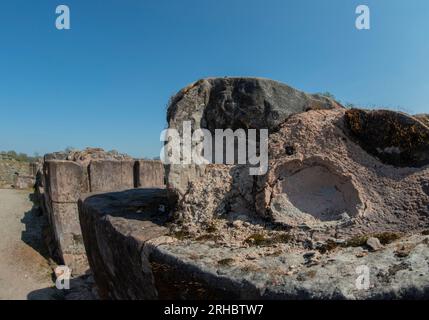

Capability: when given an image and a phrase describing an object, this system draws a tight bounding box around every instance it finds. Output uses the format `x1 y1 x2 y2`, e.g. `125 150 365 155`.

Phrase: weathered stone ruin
77 78 429 299
0 153 37 189
35 148 165 275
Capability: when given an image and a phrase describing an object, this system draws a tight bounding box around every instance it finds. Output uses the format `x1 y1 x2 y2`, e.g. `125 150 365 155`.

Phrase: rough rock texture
89 160 135 192
46 160 89 203
260 109 429 237
135 160 166 188
0 157 32 188
415 114 429 128
79 189 429 300
44 148 132 165
167 108 429 239
166 77 343 200
13 174 35 189
366 237 383 252
167 77 342 133
78 189 169 299
43 160 90 274
345 109 429 167
164 78 429 245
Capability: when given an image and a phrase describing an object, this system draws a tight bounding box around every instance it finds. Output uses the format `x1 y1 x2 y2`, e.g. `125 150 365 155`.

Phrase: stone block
89 160 135 192
51 202 89 274
135 160 165 188
13 175 35 189
46 160 88 202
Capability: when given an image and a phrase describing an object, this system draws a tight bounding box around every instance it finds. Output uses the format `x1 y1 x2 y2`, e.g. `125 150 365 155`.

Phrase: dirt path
0 189 56 300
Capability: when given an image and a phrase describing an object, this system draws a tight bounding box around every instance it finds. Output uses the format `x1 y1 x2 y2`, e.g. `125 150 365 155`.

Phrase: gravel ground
0 189 56 300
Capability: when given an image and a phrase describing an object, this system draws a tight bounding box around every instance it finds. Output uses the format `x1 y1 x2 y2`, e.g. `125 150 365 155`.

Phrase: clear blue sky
0 0 428 158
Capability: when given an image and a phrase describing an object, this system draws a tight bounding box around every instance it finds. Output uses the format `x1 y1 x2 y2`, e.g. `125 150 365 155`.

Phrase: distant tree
0 150 39 162
17 153 28 162
7 150 17 158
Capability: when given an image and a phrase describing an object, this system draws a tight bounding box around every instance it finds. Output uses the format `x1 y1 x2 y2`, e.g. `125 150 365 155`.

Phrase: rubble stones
366 237 383 252
0 158 33 188
13 174 35 189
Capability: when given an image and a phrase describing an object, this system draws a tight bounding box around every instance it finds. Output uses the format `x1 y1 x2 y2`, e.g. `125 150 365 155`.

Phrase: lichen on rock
345 109 429 167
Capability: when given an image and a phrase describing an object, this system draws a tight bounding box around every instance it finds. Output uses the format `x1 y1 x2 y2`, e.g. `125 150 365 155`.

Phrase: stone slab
89 160 134 192
51 202 89 274
78 189 169 299
78 189 429 300
46 160 88 203
135 160 165 188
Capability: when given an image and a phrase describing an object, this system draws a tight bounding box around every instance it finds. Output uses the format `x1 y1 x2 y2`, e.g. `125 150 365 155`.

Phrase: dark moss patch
345 235 369 247
244 233 293 247
317 239 340 253
345 109 429 167
265 250 283 257
217 258 235 267
205 223 217 233
374 232 402 245
244 233 267 246
171 230 191 240
345 232 402 248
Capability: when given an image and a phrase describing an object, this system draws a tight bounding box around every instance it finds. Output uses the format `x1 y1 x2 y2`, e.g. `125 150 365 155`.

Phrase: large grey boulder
165 78 343 220
167 77 342 133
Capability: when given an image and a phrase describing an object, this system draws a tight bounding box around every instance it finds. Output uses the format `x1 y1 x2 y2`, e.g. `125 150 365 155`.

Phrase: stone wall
0 156 33 189
36 155 165 275
135 160 166 188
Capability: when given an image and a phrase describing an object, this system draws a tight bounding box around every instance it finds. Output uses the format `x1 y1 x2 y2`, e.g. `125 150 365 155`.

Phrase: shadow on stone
27 274 98 300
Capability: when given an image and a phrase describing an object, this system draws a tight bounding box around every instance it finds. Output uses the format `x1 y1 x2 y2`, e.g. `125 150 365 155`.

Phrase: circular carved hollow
270 165 362 226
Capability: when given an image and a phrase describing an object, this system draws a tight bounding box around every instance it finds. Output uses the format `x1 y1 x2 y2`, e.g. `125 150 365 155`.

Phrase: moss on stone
217 258 235 266
345 232 402 248
171 230 190 240
345 109 429 167
244 232 293 246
